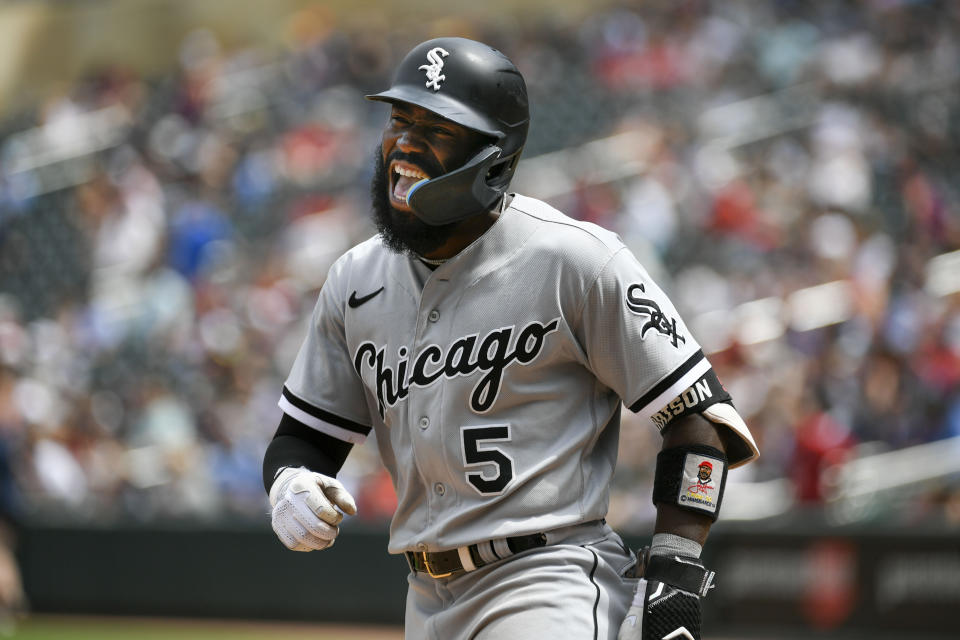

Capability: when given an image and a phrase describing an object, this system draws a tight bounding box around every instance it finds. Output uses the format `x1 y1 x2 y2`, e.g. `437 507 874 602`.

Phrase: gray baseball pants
404 521 639 639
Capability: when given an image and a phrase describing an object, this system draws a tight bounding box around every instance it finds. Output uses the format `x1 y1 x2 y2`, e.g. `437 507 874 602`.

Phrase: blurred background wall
0 0 959 636
0 0 596 117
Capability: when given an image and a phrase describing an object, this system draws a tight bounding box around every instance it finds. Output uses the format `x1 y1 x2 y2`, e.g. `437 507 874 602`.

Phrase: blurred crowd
0 0 958 532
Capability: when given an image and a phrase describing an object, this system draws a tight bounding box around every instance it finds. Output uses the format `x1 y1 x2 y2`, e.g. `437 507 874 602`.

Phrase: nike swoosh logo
348 286 385 308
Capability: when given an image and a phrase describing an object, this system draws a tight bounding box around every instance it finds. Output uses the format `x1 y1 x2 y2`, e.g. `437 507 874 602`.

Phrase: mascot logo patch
625 283 685 348
419 47 450 91
678 453 723 515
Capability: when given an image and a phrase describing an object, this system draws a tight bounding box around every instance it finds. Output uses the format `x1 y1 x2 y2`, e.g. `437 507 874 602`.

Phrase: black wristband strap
645 554 716 598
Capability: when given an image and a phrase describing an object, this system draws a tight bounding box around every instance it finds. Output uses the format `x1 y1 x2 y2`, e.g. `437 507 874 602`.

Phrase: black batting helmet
366 37 529 225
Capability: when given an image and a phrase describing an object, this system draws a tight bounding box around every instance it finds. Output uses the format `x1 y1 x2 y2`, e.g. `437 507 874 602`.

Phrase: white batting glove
269 466 357 552
617 578 648 640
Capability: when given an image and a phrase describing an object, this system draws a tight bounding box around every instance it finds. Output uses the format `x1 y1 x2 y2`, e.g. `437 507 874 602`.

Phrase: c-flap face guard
407 145 503 226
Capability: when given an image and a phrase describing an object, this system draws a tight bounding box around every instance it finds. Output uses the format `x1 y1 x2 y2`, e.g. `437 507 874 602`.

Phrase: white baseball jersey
280 194 754 554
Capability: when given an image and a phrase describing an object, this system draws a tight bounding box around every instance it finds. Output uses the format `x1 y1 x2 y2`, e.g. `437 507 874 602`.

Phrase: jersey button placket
415 285 451 527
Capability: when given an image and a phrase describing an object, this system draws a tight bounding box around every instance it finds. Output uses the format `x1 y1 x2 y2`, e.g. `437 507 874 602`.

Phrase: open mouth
390 161 430 207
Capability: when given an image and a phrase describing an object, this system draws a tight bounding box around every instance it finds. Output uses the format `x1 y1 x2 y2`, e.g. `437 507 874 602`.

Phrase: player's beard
370 146 459 257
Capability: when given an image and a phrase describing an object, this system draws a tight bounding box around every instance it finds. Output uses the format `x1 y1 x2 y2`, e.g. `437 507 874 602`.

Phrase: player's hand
618 550 713 640
617 577 702 640
268 466 357 552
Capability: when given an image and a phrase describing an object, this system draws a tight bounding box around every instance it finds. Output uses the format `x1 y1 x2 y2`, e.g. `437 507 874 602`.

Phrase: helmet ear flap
407 145 504 225
485 148 522 190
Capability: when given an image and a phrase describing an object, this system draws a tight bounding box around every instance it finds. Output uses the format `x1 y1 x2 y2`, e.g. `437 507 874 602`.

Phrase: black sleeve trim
281 386 370 436
262 413 354 492
629 350 706 413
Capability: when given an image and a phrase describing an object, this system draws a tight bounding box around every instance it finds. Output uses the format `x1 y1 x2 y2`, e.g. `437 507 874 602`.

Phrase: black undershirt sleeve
262 413 354 492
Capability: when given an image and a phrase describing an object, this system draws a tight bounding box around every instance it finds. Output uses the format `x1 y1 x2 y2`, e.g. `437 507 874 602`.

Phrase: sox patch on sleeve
576 246 732 428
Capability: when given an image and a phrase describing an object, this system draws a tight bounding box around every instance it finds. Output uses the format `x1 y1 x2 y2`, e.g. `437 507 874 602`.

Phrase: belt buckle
419 551 454 579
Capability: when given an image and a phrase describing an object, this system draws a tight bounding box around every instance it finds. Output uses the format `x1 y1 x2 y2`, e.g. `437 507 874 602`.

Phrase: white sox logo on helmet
354 318 560 418
419 47 449 91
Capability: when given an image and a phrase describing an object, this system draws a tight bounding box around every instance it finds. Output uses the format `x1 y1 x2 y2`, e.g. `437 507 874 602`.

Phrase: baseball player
262 37 759 640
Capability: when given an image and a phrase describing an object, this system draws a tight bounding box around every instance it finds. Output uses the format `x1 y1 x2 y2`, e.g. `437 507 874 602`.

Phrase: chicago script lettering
354 318 561 417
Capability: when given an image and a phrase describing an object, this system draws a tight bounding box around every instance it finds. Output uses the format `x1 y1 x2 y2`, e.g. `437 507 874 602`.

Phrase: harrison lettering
354 318 560 418
651 375 715 430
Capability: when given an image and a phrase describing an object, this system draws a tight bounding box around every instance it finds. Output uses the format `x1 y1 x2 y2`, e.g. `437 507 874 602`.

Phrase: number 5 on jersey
461 425 514 495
